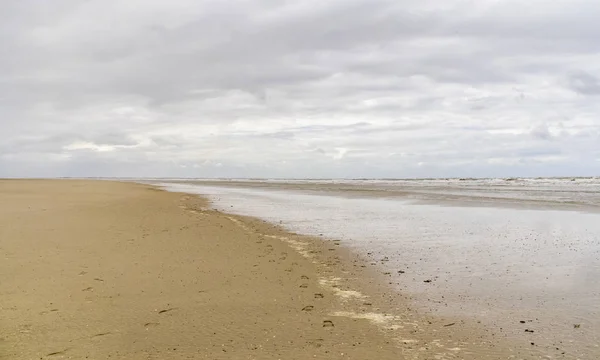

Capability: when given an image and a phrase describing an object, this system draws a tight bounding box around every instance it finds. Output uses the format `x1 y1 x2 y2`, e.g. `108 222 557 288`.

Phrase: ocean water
153 179 600 358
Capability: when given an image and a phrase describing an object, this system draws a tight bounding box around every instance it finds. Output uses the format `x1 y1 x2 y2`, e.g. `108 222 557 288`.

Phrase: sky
1 0 599 178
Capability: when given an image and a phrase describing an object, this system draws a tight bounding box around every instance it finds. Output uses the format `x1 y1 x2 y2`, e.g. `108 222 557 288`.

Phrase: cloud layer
1 0 599 178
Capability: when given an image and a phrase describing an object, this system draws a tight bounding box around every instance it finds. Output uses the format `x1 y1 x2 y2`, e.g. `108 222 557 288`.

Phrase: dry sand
0 180 531 359
1 180 405 359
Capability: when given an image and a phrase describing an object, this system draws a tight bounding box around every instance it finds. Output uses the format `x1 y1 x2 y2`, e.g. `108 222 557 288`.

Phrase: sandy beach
1 180 412 359
1 180 555 359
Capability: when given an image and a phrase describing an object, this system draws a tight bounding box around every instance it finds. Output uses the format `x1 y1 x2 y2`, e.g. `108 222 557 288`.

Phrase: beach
0 180 408 359
0 179 502 360
1 179 595 359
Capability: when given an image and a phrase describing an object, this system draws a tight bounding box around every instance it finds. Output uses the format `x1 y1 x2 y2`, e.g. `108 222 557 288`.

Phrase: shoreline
161 179 600 214
0 180 547 359
157 183 555 359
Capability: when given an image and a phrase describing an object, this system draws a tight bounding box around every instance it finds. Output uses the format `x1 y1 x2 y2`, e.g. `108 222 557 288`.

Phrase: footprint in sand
306 338 324 348
46 349 69 357
91 332 112 338
157 307 177 314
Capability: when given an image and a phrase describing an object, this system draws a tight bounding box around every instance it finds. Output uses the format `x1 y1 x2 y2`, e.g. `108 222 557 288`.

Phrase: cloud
1 0 599 178
567 72 600 95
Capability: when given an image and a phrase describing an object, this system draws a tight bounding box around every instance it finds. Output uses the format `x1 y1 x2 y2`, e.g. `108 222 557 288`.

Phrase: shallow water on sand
156 181 600 359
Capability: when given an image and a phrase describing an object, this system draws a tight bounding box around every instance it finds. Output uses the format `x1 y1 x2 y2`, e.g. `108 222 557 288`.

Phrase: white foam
318 277 366 300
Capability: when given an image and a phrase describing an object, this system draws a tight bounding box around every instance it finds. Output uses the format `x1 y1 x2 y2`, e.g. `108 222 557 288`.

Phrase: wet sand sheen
156 180 600 359
1 179 539 359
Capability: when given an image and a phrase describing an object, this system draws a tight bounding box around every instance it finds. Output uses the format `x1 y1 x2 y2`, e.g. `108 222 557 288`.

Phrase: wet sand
1 180 545 359
156 180 600 359
168 178 600 212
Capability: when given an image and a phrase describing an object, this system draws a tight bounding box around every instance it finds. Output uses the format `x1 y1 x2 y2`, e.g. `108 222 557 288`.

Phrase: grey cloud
568 72 600 95
1 0 600 178
530 123 553 140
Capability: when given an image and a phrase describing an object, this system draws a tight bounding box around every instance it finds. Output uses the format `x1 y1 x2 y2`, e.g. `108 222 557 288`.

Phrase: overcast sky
1 0 599 178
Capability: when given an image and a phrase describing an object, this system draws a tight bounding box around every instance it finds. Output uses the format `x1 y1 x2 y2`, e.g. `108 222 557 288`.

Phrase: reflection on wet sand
155 178 600 359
